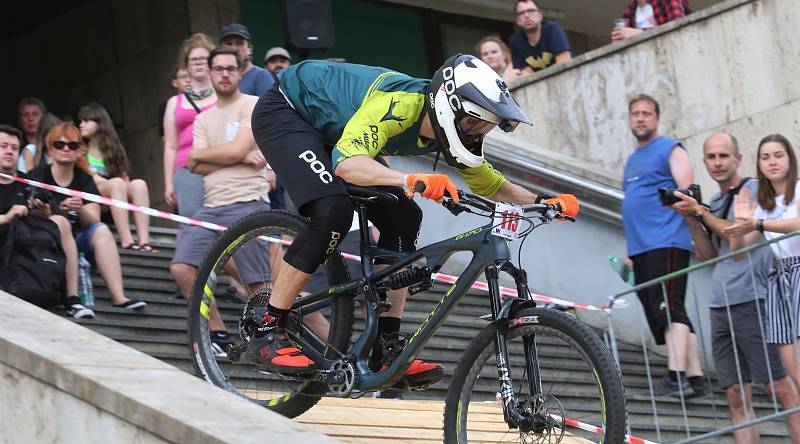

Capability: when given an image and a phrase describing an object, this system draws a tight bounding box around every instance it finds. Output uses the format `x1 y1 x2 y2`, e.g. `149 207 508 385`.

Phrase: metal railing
603 231 800 443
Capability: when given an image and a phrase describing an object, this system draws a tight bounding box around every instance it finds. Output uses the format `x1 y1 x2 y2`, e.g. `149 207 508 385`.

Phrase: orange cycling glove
544 194 580 220
405 173 459 203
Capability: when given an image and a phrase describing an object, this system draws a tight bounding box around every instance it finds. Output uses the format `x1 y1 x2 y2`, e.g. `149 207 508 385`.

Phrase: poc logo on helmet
298 150 333 184
442 66 462 112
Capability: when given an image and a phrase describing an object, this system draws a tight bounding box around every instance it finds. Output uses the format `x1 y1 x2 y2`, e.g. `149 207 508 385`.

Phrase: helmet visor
458 115 496 143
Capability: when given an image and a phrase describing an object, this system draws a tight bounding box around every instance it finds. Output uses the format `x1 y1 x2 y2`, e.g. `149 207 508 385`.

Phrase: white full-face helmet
426 54 532 169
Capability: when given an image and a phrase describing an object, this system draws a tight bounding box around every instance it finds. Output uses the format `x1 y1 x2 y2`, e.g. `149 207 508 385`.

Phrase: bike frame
287 199 537 394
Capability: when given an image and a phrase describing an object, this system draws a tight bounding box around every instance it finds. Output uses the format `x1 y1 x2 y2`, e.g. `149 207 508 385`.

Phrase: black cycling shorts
252 85 347 213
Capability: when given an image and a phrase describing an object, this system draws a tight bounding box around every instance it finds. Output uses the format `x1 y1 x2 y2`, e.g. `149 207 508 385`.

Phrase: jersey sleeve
458 161 506 198
330 90 423 170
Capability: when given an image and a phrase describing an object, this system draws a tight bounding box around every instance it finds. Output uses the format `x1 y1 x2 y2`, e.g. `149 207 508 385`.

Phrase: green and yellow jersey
277 60 506 197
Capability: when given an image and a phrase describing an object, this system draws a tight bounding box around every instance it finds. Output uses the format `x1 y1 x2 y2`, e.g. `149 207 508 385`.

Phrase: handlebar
413 180 576 222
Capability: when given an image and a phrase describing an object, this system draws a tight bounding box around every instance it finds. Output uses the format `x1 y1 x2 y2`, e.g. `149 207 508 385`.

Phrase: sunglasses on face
52 141 81 151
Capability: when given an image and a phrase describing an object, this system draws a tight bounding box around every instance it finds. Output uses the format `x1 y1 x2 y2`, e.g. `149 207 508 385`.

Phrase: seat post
356 202 372 277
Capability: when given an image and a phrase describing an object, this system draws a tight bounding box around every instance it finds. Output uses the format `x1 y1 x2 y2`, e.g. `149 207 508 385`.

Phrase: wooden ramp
298 397 594 443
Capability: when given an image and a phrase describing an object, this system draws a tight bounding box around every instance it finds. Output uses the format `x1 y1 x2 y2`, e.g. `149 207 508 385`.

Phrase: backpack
0 215 66 307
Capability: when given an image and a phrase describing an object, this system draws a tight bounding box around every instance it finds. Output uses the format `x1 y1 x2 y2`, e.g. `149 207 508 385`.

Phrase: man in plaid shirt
612 0 690 42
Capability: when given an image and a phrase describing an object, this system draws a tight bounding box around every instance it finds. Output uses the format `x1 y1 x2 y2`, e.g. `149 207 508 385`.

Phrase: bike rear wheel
443 307 627 443
188 210 354 418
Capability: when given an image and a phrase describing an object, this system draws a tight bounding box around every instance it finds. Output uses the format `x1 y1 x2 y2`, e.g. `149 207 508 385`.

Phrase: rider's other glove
544 194 580 220
405 173 459 203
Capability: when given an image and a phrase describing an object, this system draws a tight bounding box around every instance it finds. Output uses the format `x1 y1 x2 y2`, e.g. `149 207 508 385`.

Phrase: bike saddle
344 184 400 203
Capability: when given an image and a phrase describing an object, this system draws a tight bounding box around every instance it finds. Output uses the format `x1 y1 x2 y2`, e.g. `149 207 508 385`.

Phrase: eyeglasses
211 66 239 75
188 56 208 65
52 141 81 151
516 8 539 17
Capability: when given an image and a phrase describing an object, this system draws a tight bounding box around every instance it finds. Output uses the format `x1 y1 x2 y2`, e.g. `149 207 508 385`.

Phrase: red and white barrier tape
1 172 616 311
552 415 658 444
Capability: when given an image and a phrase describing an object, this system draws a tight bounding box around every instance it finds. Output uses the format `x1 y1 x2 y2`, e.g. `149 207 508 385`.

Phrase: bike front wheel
188 210 354 418
444 307 627 443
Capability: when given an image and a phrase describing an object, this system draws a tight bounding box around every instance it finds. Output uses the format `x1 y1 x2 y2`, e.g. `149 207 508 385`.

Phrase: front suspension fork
486 262 543 429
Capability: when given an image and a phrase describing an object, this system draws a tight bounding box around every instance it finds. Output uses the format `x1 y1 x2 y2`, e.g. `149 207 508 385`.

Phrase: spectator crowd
3 1 799 439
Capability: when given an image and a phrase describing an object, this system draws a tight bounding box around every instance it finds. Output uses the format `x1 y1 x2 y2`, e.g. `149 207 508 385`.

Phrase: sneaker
64 296 95 319
374 332 445 389
652 374 690 397
239 327 317 375
113 299 147 310
687 377 710 399
210 330 234 358
381 359 445 389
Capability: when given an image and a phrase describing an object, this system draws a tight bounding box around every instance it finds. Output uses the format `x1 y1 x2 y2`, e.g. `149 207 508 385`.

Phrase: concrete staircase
61 226 792 443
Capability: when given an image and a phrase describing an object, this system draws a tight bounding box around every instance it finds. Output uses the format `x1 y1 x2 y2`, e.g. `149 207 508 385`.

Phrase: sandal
138 243 159 253
121 243 142 250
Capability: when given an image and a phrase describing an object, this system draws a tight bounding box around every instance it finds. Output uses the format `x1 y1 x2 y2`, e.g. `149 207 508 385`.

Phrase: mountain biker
246 54 576 388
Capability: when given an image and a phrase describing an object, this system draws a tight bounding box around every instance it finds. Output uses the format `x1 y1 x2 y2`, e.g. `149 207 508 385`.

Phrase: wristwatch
756 218 765 233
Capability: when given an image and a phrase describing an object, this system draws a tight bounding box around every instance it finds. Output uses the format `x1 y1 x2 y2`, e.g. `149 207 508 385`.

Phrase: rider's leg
243 196 354 373
365 189 444 386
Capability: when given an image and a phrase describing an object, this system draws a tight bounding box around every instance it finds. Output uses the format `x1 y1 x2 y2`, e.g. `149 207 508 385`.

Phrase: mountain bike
188 184 627 443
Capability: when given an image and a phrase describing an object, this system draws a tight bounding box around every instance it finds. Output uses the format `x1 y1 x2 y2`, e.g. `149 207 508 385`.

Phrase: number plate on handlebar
491 202 524 240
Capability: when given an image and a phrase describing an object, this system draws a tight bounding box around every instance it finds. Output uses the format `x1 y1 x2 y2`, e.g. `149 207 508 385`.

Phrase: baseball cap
264 47 292 62
219 23 251 41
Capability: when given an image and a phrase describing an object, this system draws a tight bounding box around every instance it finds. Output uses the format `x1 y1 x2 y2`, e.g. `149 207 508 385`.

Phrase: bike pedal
226 342 248 362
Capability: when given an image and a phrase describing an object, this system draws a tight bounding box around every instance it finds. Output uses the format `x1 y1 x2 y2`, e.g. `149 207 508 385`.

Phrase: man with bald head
674 132 800 442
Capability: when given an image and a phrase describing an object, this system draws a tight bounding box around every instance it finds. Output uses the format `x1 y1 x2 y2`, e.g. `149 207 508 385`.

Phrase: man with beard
508 0 571 76
171 45 274 356
620 93 709 398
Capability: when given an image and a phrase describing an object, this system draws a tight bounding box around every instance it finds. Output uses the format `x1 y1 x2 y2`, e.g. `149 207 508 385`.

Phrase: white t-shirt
635 4 656 30
754 181 800 258
192 93 269 208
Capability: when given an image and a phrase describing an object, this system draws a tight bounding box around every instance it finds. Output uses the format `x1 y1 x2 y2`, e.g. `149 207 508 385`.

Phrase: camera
658 184 701 206
24 186 52 205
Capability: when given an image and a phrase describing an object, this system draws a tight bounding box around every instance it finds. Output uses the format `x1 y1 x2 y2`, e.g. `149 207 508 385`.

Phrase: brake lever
442 199 465 216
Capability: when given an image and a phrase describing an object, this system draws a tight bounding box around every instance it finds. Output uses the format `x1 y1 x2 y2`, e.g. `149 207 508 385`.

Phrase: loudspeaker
281 0 335 50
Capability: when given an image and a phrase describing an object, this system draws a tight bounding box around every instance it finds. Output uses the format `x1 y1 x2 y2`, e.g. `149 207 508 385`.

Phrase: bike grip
554 194 580 218
415 180 455 199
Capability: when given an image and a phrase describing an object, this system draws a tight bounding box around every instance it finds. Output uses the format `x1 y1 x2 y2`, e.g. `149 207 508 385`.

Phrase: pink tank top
173 94 217 171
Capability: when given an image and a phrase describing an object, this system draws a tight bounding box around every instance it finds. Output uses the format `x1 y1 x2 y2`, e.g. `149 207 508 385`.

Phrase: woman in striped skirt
724 134 800 387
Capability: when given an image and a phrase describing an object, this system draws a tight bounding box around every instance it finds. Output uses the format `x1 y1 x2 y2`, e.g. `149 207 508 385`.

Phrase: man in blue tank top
621 94 708 398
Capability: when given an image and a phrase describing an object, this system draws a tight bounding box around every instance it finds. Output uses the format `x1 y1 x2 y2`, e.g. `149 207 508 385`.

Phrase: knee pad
373 196 422 265
284 196 355 273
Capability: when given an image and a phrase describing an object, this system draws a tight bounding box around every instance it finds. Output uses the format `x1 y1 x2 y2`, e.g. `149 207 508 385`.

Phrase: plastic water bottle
78 253 95 307
608 256 635 286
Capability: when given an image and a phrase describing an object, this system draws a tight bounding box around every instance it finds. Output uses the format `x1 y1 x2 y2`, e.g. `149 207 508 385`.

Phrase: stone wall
0 290 337 444
508 0 799 195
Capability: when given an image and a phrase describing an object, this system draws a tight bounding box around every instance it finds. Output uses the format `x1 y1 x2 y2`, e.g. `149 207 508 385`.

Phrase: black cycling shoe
372 332 445 390
239 327 317 375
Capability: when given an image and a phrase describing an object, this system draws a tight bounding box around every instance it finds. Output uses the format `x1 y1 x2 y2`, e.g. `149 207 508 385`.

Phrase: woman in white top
725 134 800 386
